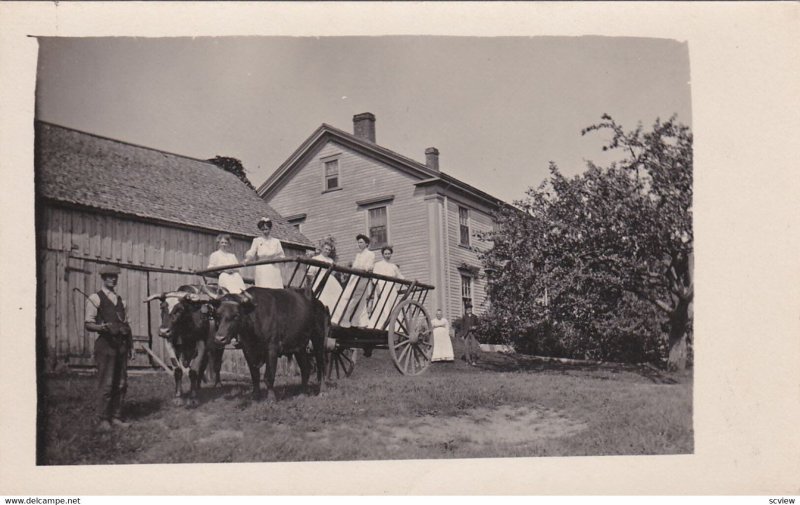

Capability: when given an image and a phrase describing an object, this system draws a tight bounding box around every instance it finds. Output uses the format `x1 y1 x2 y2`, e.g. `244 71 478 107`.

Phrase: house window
285 213 306 233
367 206 388 248
324 159 339 191
459 206 470 246
461 274 473 310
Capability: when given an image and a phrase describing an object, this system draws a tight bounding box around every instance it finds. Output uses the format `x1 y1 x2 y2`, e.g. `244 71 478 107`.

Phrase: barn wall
37 204 308 371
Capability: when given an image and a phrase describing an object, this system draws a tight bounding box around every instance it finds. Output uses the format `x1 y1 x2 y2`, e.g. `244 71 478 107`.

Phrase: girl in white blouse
308 238 343 314
333 234 375 326
369 245 404 328
207 233 247 293
244 217 285 289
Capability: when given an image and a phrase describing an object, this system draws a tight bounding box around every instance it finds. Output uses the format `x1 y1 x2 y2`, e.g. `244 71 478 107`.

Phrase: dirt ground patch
384 405 585 446
301 404 587 451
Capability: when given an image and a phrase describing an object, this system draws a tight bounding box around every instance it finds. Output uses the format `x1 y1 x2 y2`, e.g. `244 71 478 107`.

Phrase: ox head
203 287 254 346
143 287 212 341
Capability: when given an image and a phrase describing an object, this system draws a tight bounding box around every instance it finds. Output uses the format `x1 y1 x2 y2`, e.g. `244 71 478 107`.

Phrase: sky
35 36 691 204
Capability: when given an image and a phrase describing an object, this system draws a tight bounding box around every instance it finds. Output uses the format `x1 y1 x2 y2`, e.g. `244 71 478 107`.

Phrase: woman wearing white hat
244 217 285 288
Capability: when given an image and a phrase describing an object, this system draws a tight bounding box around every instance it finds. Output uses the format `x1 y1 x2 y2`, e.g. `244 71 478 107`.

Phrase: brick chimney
353 112 376 143
425 147 440 171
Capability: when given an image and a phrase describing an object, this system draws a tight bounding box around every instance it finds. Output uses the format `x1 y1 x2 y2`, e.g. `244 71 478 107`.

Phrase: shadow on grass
471 352 682 385
125 398 165 419
194 381 325 405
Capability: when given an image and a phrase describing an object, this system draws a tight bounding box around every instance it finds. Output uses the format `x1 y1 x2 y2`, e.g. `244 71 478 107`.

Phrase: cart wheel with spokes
325 348 355 380
388 299 433 375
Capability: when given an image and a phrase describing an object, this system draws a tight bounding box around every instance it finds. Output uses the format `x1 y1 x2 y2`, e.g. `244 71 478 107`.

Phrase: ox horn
143 293 164 303
164 291 189 299
200 284 223 300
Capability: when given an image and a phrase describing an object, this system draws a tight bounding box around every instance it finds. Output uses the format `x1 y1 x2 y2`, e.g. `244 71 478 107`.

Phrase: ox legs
203 319 224 388
314 347 325 393
173 368 183 405
186 340 208 408
262 349 279 402
187 369 201 408
242 349 262 400
294 351 312 395
206 346 224 387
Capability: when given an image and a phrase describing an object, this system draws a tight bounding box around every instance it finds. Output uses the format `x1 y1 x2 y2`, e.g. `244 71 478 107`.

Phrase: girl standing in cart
244 217 285 288
207 233 247 293
333 234 375 327
309 237 343 313
368 245 404 329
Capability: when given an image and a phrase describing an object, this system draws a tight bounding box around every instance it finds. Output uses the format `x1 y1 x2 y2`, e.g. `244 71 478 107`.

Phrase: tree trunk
667 298 691 371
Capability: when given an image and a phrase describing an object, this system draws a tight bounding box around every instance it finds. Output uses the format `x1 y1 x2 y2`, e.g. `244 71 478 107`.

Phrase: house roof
35 121 313 248
257 122 505 208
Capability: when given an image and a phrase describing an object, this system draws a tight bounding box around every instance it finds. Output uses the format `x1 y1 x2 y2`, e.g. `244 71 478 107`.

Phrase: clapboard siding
444 198 493 317
267 140 433 289
265 136 506 321
38 204 308 371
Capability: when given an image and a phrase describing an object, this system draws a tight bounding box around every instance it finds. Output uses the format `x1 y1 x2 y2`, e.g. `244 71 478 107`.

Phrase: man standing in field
84 264 134 432
458 303 480 366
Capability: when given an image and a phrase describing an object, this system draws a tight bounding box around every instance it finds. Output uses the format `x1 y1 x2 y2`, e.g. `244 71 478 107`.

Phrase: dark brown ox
210 287 328 401
144 285 225 407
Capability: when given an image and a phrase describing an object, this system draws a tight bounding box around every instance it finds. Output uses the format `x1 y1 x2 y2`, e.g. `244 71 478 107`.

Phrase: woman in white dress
368 245 404 329
333 234 375 327
431 309 455 362
207 234 247 294
308 238 343 314
244 217 285 288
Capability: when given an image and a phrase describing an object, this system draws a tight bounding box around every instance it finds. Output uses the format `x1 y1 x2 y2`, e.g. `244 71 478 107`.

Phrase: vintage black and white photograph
32 35 695 465
2 1 799 497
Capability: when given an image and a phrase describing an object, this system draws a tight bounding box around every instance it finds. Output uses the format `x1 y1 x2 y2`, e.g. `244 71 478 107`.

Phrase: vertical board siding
55 252 67 357
39 205 307 369
89 214 99 258
112 218 121 261
42 252 57 362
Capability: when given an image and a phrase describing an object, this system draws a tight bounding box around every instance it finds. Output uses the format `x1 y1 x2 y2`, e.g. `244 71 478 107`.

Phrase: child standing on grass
458 303 480 365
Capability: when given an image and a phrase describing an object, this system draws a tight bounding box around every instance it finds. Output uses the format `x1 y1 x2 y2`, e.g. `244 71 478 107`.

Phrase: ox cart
197 257 436 378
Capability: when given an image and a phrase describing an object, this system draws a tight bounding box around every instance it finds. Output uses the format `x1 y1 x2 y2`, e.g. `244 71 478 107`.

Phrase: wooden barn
34 121 314 371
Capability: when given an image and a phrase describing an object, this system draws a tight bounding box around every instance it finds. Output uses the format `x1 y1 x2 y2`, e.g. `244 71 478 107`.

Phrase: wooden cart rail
196 257 435 290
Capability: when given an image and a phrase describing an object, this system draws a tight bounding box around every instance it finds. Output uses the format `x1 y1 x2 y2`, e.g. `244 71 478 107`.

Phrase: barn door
64 256 94 366
119 266 152 368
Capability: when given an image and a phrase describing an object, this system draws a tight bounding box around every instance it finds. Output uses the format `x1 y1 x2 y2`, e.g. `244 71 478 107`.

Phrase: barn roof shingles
35 121 312 247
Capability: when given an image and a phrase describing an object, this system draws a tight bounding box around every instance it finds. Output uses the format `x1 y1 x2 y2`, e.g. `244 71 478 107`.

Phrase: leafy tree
207 156 256 191
478 115 693 370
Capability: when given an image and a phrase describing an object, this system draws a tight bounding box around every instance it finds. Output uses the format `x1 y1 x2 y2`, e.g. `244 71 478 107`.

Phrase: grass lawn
38 347 692 465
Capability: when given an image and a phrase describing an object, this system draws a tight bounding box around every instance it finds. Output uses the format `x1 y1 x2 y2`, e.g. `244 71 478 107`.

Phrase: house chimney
425 147 440 171
353 112 376 143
